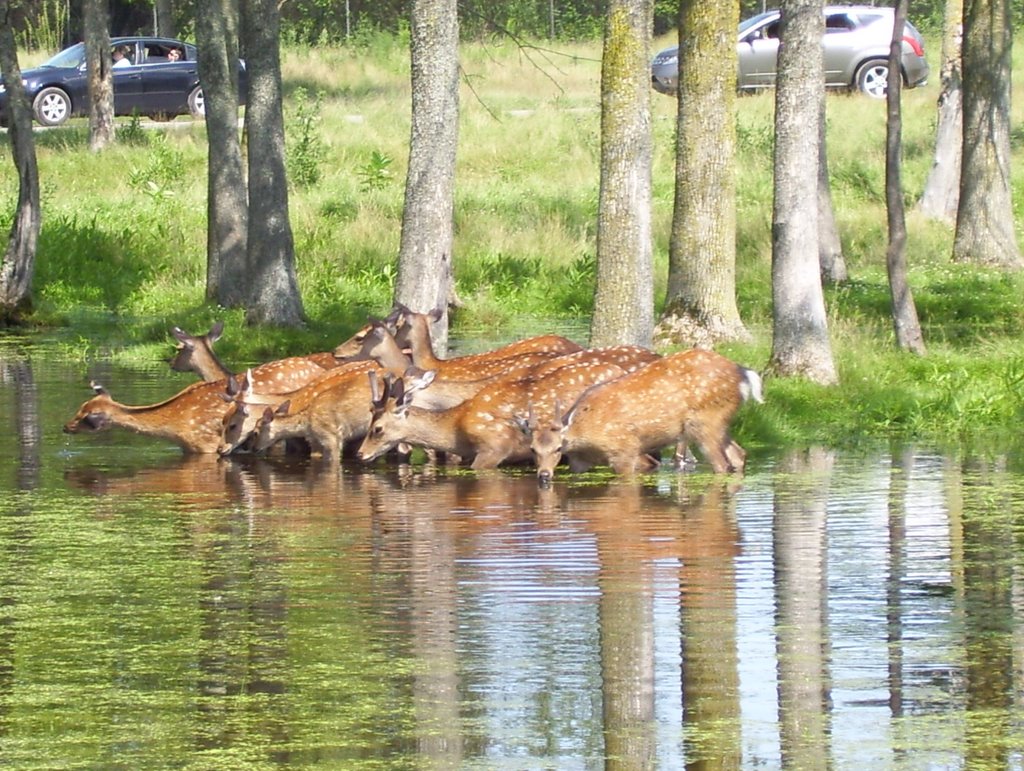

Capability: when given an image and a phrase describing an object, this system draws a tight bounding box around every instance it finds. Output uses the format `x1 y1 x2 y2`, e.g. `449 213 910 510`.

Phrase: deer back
556 349 761 475
390 305 583 372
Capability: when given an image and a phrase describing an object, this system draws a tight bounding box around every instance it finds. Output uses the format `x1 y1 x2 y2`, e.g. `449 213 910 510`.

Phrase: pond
1 342 1023 769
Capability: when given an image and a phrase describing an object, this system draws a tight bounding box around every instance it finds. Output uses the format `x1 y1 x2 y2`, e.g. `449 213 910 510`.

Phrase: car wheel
32 87 72 126
187 86 205 118
855 59 890 99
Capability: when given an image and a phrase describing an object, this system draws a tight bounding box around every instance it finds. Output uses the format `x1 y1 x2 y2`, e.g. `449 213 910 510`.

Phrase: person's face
168 50 180 61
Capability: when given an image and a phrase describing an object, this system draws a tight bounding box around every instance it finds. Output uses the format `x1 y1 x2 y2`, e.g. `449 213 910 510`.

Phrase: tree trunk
241 0 306 326
885 0 925 355
0 2 41 322
83 0 114 151
918 0 963 222
394 0 460 354
817 98 847 284
656 0 746 349
590 0 654 349
768 0 837 384
952 0 1022 267
196 0 248 307
155 0 175 38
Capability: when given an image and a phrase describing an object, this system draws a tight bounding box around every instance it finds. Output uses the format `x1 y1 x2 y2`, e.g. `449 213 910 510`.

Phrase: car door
737 16 781 88
111 41 145 115
139 41 197 114
821 11 861 86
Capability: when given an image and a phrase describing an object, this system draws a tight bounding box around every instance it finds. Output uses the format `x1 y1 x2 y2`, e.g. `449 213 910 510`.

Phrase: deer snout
537 468 553 487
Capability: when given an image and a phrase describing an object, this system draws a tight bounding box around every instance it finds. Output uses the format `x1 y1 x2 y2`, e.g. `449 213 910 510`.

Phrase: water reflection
3 357 1024 767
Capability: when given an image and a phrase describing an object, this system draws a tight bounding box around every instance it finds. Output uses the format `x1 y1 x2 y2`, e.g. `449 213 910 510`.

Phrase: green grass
4 33 1024 449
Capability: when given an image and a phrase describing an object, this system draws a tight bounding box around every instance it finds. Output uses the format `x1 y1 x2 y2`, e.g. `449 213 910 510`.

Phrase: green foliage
356 150 394 192
127 134 185 194
118 114 149 148
287 88 327 188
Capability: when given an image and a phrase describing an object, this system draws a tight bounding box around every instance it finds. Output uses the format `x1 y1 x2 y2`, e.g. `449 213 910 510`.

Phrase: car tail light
902 35 924 57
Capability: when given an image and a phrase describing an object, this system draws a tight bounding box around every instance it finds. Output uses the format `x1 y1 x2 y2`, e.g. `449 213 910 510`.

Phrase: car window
42 44 85 69
140 42 187 64
824 13 855 33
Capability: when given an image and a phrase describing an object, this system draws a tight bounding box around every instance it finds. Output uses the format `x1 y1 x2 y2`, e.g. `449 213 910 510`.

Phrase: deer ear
428 307 444 321
171 326 191 344
89 380 108 396
402 367 436 393
208 320 225 342
511 413 531 435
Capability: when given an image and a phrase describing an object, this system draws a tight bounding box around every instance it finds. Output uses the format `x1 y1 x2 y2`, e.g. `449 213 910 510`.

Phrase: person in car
167 47 182 62
112 46 132 68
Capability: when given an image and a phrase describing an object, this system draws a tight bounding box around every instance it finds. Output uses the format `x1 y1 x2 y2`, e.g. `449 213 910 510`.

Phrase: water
2 346 1024 769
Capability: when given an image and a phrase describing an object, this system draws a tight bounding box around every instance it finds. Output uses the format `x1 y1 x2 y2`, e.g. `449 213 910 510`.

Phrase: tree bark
918 0 963 222
817 98 847 284
155 0 175 38
952 0 1022 267
241 0 306 326
885 0 925 355
83 0 114 151
394 0 460 354
590 0 654 349
768 0 837 384
656 0 746 349
0 2 41 321
196 0 249 307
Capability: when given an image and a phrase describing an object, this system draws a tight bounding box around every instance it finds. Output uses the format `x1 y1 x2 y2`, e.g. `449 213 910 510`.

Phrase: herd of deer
63 306 764 482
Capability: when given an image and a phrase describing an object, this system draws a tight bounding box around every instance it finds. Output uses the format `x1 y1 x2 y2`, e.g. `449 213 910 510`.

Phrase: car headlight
653 54 677 66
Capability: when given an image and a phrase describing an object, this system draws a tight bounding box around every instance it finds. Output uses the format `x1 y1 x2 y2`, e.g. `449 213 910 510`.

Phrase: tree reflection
773 447 833 769
958 455 1016 768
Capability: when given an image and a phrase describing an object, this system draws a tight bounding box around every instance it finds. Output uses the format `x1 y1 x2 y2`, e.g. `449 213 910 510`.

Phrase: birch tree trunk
394 0 460 354
241 0 306 326
83 0 114 151
656 0 746 349
0 2 41 321
768 0 837 384
885 0 925 354
590 0 654 349
196 0 248 307
952 0 1021 268
918 0 963 222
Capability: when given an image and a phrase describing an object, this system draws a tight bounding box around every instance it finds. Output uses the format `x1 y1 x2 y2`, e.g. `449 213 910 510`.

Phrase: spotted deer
526 349 763 481
169 322 332 392
64 378 242 454
334 320 554 408
356 358 629 470
245 362 392 461
390 305 583 373
217 361 381 456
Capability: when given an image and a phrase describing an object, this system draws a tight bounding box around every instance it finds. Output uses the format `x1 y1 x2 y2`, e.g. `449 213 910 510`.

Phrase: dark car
0 36 246 127
651 6 929 99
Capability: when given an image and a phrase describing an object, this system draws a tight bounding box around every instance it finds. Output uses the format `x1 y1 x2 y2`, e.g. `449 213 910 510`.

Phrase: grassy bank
4 33 1024 450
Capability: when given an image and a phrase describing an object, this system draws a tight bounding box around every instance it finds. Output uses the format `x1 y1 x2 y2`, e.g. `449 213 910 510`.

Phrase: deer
333 320 556 409
244 363 400 462
525 348 763 482
389 305 583 374
356 358 629 470
64 378 241 454
216 360 385 456
169 321 332 393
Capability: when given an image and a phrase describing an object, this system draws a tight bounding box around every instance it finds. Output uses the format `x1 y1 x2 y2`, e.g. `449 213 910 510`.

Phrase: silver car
651 6 929 99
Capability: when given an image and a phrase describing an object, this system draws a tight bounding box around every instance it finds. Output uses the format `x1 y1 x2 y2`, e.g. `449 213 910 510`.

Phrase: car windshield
41 43 85 69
